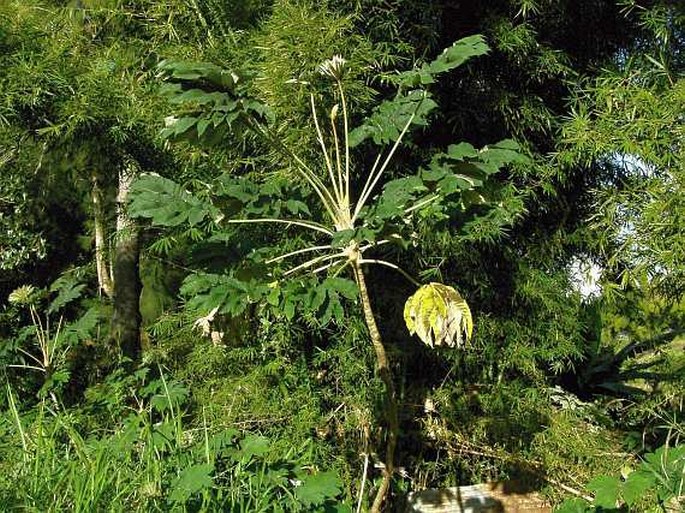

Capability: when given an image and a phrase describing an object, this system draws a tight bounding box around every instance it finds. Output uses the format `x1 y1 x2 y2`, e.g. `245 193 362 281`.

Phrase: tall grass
1 371 347 512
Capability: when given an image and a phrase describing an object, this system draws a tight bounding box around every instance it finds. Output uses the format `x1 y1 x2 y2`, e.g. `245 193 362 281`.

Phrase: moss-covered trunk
111 159 141 361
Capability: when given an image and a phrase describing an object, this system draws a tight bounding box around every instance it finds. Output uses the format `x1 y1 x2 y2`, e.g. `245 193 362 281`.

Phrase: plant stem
351 260 398 513
310 94 342 204
91 170 114 298
336 80 351 207
225 217 334 236
352 112 416 222
358 259 422 287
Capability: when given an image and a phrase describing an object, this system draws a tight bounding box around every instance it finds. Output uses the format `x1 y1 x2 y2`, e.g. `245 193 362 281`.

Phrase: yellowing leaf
404 283 473 348
8 285 36 306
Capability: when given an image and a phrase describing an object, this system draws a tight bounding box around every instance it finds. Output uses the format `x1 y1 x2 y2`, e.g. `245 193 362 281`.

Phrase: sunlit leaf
295 471 342 506
398 35 490 87
8 285 37 306
587 475 620 509
404 283 473 348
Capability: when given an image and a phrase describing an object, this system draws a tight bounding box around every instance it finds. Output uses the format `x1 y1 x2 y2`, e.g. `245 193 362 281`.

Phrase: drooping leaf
372 176 427 220
157 60 271 145
404 283 473 348
180 272 268 317
48 276 85 314
8 285 37 306
60 306 103 345
323 277 358 300
157 60 240 91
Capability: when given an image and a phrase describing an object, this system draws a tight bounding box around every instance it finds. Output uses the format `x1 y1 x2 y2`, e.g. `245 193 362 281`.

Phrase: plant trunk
91 170 114 298
111 158 141 361
352 261 399 513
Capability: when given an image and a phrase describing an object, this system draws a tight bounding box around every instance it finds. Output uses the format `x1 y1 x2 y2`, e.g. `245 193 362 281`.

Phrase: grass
1 369 348 512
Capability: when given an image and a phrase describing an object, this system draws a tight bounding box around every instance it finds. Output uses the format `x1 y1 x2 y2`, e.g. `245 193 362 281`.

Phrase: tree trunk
352 260 399 513
111 158 141 361
91 170 113 298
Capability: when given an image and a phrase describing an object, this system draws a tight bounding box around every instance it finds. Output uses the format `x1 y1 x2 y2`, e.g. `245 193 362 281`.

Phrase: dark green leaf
48 279 85 314
398 35 489 87
349 90 436 147
295 471 342 506
61 306 102 345
130 175 215 227
171 116 197 136
324 277 358 300
554 498 591 513
169 463 214 503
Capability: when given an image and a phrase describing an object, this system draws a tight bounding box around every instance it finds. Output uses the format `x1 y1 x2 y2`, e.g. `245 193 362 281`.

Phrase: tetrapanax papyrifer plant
131 36 528 510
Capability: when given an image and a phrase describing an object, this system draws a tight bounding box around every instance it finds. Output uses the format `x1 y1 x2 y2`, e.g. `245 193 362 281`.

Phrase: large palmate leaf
168 463 214 504
397 34 490 87
180 272 269 317
295 471 343 507
404 283 473 348
349 35 489 147
60 306 103 345
348 90 437 147
421 139 529 192
157 60 271 145
355 139 528 244
267 277 358 325
48 275 86 314
157 60 240 89
129 175 217 227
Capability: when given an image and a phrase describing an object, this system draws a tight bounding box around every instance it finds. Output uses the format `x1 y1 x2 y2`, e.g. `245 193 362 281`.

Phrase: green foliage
348 35 489 147
4 274 104 401
556 443 685 512
3 2 685 512
157 59 272 145
130 175 218 227
397 35 490 87
178 271 359 327
296 472 344 507
247 0 380 137
0 370 349 511
132 54 528 256
557 56 685 297
135 21 532 509
347 89 438 147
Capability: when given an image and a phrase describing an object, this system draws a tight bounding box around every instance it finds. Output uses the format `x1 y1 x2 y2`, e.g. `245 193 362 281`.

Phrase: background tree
0 0 206 359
